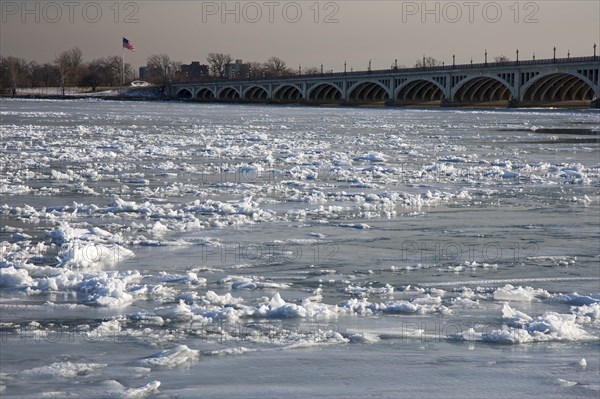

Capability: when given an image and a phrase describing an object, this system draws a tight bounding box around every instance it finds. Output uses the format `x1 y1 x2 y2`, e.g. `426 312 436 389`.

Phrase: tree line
1 47 135 95
0 48 317 94
0 47 137 95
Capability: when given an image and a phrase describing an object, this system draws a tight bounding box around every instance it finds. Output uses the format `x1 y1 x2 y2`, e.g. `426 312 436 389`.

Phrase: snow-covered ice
1 100 598 398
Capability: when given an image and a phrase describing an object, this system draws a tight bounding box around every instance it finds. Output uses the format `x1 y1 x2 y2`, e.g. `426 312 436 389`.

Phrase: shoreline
1 94 597 110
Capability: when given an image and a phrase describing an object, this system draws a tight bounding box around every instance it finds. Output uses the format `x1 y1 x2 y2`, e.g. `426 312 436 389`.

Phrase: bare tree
303 66 320 75
106 56 133 86
107 56 124 86
147 54 176 84
54 47 83 95
414 56 443 68
1 56 28 95
264 56 290 76
170 62 182 81
494 55 511 63
206 53 233 78
40 63 57 88
80 56 134 91
68 47 83 77
26 61 41 87
54 52 70 94
81 60 103 91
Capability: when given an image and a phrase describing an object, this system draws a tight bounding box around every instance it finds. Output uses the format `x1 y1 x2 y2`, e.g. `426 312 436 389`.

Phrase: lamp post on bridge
452 54 455 67
594 43 597 59
484 49 487 66
567 50 570 59
516 49 519 65
533 52 535 60
368 59 372 72
344 61 347 74
298 65 301 76
394 59 398 70
320 62 323 75
553 46 556 62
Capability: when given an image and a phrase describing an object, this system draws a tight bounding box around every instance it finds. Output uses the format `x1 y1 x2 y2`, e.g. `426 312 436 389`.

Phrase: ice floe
137 344 199 368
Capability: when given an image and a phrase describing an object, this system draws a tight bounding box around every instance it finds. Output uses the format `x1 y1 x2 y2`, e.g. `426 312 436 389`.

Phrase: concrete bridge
167 56 600 108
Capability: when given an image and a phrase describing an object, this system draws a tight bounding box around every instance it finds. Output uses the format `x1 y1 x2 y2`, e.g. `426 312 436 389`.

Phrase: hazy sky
1 1 599 70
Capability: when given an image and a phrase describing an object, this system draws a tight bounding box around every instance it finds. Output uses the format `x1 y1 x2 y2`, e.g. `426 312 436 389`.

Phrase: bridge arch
347 81 390 102
451 75 514 104
243 86 269 101
272 84 303 102
218 86 240 101
307 83 343 103
394 78 445 104
175 88 193 99
195 88 215 100
520 72 596 104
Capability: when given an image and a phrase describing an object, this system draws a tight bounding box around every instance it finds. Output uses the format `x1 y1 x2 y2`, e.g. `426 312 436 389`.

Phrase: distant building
181 61 209 81
139 65 163 83
225 59 251 79
139 66 150 81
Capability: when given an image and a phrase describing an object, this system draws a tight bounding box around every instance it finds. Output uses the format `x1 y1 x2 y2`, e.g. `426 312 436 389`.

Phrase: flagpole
122 37 125 87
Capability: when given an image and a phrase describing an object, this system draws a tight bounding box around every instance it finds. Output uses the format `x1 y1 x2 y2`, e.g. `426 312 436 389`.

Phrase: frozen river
1 99 599 398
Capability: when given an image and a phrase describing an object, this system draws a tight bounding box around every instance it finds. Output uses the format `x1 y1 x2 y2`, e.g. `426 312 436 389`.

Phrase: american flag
123 37 135 52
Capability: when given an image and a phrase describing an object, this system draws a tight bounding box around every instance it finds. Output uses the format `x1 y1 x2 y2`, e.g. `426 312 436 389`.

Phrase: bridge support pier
591 98 600 109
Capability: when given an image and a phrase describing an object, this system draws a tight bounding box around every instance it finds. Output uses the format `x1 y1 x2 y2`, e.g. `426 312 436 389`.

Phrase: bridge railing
172 56 598 86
